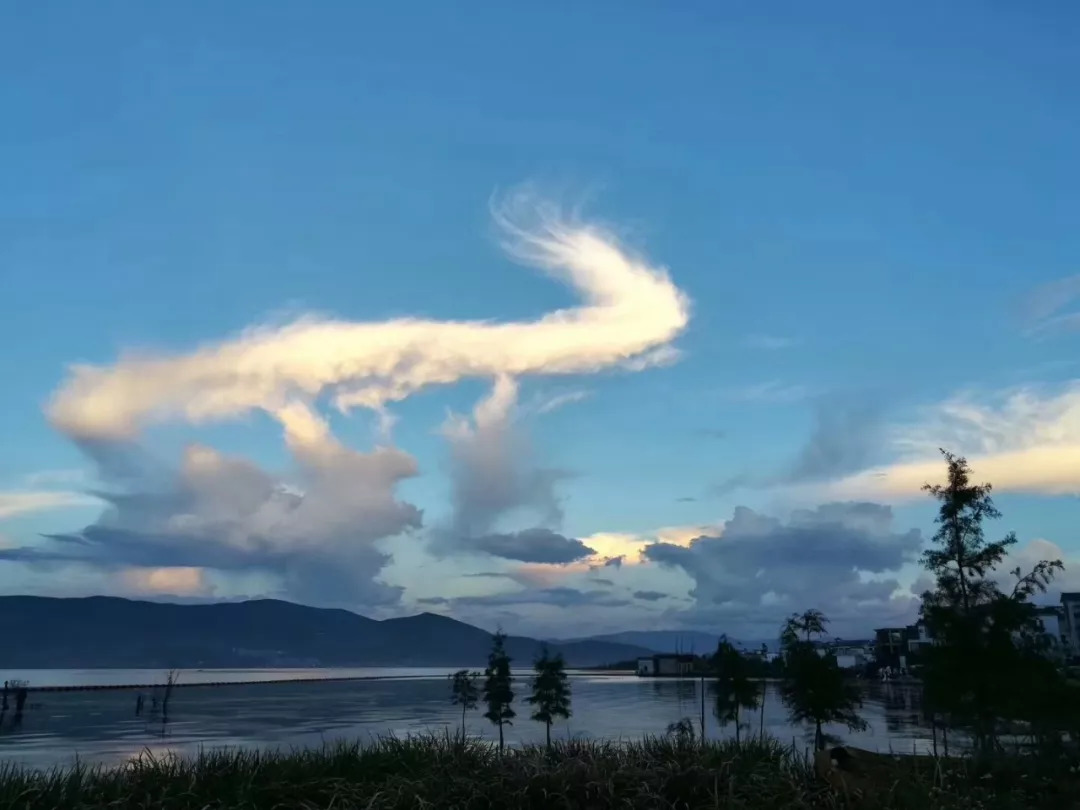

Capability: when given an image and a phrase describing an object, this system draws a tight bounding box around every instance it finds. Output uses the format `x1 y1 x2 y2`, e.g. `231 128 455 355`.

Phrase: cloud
633 590 668 602
440 586 631 610
1020 274 1080 336
5 440 419 608
21 469 92 488
644 502 922 637
468 528 595 564
0 490 98 520
534 390 591 415
742 334 798 350
20 191 691 610
786 398 886 483
693 428 727 440
822 383 1080 500
439 377 566 546
719 381 811 404
118 566 213 597
47 191 690 442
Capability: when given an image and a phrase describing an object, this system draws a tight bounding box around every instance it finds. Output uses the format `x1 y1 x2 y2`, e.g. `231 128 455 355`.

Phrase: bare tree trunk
735 705 740 745
461 704 466 739
546 720 551 749
815 720 823 751
498 720 504 751
759 680 766 740
699 675 705 744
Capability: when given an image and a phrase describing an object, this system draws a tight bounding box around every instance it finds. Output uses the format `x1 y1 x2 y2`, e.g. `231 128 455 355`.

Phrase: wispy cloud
819 382 1080 500
21 469 91 488
741 334 799 350
535 389 591 415
1020 274 1080 337
719 381 811 404
0 490 99 520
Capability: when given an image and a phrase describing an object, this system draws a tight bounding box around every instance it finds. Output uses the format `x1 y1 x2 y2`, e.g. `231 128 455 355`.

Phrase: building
636 654 696 677
819 640 873 670
873 621 934 672
1061 593 1080 658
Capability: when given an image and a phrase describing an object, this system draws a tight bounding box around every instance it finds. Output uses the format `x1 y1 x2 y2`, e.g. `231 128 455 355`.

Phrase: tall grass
0 733 1076 809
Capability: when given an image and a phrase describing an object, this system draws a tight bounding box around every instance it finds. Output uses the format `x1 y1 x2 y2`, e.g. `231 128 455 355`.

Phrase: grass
0 734 1078 809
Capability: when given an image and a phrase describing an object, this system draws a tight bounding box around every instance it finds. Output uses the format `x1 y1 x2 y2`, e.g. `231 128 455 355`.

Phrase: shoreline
20 669 639 693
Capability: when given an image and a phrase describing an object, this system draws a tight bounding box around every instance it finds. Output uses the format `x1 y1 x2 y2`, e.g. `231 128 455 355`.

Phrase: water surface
0 669 934 770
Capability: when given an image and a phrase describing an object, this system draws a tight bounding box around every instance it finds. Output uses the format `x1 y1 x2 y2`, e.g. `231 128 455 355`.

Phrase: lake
0 669 935 770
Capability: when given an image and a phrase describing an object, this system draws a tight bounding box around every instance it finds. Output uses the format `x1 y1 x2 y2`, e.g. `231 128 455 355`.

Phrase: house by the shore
636 653 696 677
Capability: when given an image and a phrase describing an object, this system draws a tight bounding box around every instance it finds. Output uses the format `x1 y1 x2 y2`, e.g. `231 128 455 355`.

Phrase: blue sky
2 1 1078 638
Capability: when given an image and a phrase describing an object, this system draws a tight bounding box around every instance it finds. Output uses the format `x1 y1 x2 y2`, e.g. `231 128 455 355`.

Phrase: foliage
711 637 760 744
918 450 1067 752
524 646 572 747
779 610 866 750
449 669 480 738
1 734 1078 810
482 630 515 750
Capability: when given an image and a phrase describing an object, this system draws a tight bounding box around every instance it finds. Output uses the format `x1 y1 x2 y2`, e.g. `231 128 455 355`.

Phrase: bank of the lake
2 735 1078 810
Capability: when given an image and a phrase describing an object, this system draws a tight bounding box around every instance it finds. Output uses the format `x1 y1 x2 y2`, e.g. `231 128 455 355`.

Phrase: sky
2 1 1079 641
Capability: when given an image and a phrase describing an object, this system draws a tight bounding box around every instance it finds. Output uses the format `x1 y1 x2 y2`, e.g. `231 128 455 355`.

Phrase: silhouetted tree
449 669 480 738
525 646 571 748
482 631 515 751
779 610 865 750
918 450 1064 753
711 638 759 744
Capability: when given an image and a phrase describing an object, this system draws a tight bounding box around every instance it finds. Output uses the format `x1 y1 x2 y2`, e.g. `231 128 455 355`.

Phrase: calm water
0 669 934 771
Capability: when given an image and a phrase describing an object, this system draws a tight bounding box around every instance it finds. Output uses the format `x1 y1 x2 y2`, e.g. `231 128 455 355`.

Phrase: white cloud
17 192 691 611
0 490 99 520
534 389 591 415
821 383 1080 500
47 191 690 444
118 566 214 597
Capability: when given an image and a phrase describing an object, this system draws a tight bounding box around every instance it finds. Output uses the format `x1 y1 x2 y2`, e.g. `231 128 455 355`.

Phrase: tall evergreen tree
711 638 760 744
482 631 515 751
449 669 480 738
525 645 572 748
918 450 1064 752
779 610 865 750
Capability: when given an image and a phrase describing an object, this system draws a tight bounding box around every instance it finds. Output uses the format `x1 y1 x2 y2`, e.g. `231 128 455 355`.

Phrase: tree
918 450 1064 753
525 645 572 747
482 631 515 751
779 610 866 750
449 669 480 738
711 638 760 744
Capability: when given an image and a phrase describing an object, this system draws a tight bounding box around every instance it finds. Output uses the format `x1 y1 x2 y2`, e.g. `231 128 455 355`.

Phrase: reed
0 733 1075 809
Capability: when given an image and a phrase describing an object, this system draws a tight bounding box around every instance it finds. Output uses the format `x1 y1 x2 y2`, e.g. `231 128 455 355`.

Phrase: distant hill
566 630 778 655
0 596 653 669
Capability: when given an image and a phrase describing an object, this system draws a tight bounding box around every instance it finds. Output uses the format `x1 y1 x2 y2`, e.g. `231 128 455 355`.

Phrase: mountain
567 630 778 654
0 596 653 669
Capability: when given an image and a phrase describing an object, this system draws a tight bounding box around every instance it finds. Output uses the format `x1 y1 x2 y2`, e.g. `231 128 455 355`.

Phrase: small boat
814 745 938 796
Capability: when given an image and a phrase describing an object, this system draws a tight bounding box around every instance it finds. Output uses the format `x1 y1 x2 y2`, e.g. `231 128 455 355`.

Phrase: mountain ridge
0 595 654 669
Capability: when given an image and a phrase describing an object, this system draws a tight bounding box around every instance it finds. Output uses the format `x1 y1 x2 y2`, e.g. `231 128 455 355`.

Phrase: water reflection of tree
650 679 697 704
875 684 925 734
